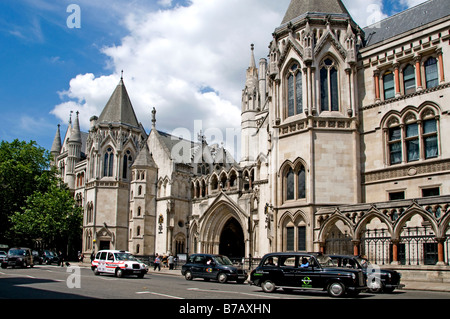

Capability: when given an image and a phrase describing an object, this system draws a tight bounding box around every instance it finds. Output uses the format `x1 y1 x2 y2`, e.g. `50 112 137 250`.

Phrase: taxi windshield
214 256 233 266
114 252 138 261
9 249 26 256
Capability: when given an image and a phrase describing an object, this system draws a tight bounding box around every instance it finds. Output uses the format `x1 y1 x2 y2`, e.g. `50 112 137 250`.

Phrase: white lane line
186 287 283 299
136 291 184 299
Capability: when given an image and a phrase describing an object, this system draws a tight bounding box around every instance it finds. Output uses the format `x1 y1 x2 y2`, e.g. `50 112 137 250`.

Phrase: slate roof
281 0 350 25
363 0 450 47
133 142 157 168
98 78 140 128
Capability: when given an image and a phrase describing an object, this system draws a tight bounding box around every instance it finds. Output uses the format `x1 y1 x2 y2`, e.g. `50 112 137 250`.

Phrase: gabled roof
363 0 450 47
281 0 350 25
98 78 140 128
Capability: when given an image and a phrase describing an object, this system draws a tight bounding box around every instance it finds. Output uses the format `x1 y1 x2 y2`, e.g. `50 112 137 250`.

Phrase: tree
0 139 55 243
10 181 83 254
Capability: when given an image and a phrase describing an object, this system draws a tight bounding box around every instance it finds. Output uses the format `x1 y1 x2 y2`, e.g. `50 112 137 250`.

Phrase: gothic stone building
52 0 450 266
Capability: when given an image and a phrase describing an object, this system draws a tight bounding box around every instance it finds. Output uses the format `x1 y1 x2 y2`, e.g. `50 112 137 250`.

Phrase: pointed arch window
103 147 114 177
286 168 294 200
123 150 132 179
385 110 439 166
320 58 339 111
297 166 306 199
284 163 307 202
287 63 303 117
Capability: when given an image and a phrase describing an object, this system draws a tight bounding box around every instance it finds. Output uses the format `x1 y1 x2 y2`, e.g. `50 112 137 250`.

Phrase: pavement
74 262 450 293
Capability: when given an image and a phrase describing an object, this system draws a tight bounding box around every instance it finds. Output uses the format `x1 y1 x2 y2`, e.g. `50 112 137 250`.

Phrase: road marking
186 287 284 299
136 291 184 299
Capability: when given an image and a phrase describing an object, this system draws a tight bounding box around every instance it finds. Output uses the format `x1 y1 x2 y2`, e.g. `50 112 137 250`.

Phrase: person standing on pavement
154 254 161 271
168 254 174 270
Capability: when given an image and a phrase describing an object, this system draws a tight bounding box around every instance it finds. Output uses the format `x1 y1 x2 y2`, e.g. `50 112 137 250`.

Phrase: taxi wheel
185 270 193 281
261 280 276 293
327 282 346 298
217 273 228 283
93 267 100 275
116 268 124 278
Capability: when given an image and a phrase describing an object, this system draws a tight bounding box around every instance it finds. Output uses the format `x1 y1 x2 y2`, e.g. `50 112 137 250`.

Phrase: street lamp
185 219 190 260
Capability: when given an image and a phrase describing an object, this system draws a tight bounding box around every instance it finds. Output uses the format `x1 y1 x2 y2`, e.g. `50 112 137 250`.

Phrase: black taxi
181 253 247 284
250 252 367 297
326 255 404 293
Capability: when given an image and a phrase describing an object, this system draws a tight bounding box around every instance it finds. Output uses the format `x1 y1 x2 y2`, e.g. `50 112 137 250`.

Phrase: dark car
42 250 60 265
32 250 43 265
325 255 405 293
250 252 367 297
1 247 34 268
0 251 7 263
181 253 247 284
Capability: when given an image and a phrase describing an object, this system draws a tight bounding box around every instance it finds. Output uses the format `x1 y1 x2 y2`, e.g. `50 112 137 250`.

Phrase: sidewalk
79 262 450 293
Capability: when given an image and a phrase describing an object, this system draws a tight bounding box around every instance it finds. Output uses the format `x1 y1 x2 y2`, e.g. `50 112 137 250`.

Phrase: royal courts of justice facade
51 0 450 266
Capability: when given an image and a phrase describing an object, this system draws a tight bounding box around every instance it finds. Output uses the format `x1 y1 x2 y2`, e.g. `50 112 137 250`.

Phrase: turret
50 124 62 167
66 111 82 190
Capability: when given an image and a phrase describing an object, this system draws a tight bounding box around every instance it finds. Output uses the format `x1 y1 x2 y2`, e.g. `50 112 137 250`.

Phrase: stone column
436 237 447 265
374 71 381 102
352 240 360 256
394 63 401 97
414 56 423 90
391 239 400 265
437 49 445 84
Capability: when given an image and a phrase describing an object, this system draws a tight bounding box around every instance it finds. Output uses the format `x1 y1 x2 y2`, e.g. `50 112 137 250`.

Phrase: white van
91 250 148 278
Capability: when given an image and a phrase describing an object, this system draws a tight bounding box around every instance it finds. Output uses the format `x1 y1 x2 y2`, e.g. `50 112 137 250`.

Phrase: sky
0 0 428 161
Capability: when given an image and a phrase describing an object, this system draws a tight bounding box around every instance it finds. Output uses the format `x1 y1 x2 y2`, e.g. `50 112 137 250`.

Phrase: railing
360 227 450 266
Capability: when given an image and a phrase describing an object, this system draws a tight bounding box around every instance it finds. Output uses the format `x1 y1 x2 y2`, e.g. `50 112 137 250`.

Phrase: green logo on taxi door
302 277 312 288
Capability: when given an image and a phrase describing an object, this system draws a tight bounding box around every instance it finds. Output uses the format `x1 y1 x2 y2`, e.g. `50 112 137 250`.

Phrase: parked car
1 247 34 268
249 252 366 297
32 250 43 265
324 255 405 293
91 250 148 278
42 250 60 265
181 253 247 284
0 251 7 263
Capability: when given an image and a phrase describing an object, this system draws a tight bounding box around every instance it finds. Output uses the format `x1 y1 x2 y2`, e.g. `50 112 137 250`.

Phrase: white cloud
51 0 290 161
342 0 387 27
51 0 426 160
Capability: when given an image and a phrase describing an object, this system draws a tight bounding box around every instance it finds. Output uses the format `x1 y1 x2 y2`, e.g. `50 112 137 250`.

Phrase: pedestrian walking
168 254 174 270
58 251 65 267
154 254 161 271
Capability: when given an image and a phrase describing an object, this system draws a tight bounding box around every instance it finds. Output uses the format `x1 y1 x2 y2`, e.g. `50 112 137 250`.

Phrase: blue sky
0 0 427 155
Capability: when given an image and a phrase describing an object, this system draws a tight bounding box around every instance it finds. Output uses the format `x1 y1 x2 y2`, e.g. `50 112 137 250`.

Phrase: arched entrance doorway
219 218 245 259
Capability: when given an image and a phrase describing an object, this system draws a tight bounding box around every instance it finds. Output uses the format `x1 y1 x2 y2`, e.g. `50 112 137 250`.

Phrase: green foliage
0 139 54 243
10 182 83 248
0 139 82 253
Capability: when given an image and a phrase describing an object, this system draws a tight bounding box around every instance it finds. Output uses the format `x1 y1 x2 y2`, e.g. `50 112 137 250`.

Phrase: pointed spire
249 44 256 69
246 44 259 86
98 77 140 128
281 0 351 25
151 107 156 130
69 111 82 143
51 124 62 154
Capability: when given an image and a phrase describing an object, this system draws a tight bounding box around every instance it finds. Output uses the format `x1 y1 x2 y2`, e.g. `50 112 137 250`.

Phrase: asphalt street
0 263 449 300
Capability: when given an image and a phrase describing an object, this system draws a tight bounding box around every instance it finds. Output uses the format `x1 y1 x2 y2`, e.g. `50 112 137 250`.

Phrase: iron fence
360 227 449 266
